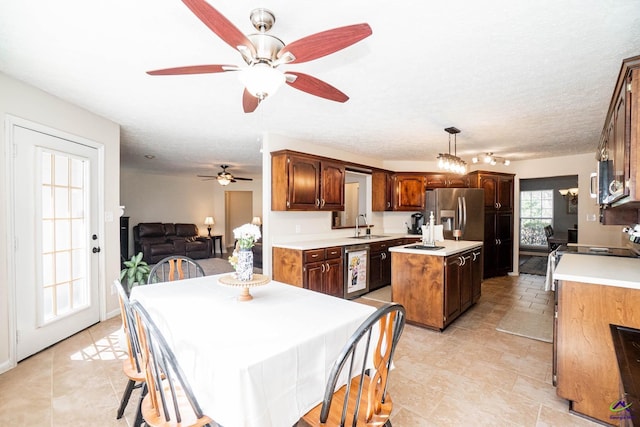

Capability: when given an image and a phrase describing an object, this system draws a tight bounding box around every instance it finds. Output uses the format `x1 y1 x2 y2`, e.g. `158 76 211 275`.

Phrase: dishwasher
343 244 369 299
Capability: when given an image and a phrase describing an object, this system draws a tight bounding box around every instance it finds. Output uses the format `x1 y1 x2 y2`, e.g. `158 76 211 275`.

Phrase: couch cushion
163 223 176 236
175 223 198 237
138 223 165 238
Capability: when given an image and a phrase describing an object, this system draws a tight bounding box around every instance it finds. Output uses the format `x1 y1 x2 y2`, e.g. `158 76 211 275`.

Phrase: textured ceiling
1 0 639 178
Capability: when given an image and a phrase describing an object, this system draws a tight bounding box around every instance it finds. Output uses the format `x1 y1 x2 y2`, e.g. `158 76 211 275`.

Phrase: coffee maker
408 212 424 234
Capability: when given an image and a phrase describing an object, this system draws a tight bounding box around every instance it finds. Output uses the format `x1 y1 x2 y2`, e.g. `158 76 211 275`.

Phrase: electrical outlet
586 213 597 222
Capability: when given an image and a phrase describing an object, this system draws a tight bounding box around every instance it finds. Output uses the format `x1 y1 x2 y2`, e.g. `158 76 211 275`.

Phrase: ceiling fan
146 0 372 113
198 165 253 185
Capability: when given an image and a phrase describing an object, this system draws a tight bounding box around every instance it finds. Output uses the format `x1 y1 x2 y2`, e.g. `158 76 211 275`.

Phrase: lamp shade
238 64 285 99
251 216 262 226
204 217 215 226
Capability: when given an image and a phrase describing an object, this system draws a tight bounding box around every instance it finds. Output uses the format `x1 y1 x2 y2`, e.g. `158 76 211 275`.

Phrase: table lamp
204 216 215 237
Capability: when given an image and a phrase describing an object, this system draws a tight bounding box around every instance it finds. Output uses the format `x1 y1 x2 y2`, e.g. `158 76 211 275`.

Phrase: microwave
590 160 623 205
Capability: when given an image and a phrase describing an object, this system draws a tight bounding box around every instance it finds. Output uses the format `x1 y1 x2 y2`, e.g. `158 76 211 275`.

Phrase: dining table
129 273 377 427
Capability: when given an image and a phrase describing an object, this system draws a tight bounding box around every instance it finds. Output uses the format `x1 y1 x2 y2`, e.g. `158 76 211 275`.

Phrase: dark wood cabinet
273 245 344 298
391 247 482 330
394 173 426 211
468 171 515 279
372 170 394 211
425 173 469 189
596 55 640 224
271 151 345 211
369 239 403 291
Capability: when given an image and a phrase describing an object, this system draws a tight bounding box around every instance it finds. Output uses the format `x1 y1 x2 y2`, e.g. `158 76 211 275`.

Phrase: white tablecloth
130 275 376 427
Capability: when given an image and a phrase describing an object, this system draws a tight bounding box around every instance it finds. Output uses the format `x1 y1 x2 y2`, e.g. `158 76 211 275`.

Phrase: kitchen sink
405 245 445 250
350 235 389 239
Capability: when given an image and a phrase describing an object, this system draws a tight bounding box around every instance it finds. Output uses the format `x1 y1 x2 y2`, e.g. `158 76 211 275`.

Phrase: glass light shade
217 177 231 186
484 154 492 163
558 189 569 196
251 216 262 226
503 159 510 166
238 64 285 99
204 216 214 226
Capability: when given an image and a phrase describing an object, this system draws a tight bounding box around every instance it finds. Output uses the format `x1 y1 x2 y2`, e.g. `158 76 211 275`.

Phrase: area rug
519 255 548 276
361 286 392 303
496 308 553 343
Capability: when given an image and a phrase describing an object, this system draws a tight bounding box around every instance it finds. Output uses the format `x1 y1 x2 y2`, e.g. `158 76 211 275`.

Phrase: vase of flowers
231 223 261 281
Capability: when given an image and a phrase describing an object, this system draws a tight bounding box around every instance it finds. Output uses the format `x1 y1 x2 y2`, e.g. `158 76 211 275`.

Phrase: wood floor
0 273 600 426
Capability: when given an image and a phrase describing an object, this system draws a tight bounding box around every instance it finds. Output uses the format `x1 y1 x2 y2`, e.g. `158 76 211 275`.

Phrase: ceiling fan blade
233 177 253 181
182 0 256 58
197 175 218 178
277 23 372 64
243 89 260 113
147 64 238 75
285 72 349 103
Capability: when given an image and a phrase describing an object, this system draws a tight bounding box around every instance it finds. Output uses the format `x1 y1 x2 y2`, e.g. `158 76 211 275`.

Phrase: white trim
4 114 106 369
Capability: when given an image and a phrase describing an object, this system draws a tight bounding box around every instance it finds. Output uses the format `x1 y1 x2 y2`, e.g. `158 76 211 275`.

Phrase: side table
211 234 223 256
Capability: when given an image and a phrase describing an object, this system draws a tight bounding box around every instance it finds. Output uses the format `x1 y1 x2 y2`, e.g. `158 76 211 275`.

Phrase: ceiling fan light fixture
217 176 231 186
238 63 285 99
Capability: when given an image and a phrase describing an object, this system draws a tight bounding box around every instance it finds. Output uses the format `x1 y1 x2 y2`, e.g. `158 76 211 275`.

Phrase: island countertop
554 252 640 289
389 240 483 257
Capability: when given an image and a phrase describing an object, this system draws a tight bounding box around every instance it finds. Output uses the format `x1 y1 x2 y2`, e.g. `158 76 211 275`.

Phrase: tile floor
0 274 600 426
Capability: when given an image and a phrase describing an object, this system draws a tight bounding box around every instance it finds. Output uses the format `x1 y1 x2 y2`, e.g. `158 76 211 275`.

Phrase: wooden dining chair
299 303 406 427
115 280 146 427
147 255 205 284
131 301 216 427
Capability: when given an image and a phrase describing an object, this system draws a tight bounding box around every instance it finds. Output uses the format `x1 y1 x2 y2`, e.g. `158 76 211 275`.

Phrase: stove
556 245 640 258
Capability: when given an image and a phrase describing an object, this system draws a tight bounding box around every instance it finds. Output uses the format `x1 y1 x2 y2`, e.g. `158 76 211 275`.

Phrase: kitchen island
389 240 483 330
554 253 640 425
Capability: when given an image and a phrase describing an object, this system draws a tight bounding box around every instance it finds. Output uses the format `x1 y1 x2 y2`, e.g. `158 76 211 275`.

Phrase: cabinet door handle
311 254 319 258
326 262 330 272
316 199 320 207
321 263 325 273
321 199 326 207
386 202 391 208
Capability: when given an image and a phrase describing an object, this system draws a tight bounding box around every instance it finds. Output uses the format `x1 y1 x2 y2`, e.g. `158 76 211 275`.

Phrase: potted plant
120 252 150 292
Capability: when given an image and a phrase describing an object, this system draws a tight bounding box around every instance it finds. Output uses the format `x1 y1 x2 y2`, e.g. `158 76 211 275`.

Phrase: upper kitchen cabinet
424 173 469 189
372 170 394 211
271 151 345 211
394 173 426 211
467 171 514 211
597 55 640 223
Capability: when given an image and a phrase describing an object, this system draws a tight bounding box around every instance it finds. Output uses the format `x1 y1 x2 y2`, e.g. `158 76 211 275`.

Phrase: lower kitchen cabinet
369 239 405 291
273 246 344 298
555 279 640 425
391 247 482 330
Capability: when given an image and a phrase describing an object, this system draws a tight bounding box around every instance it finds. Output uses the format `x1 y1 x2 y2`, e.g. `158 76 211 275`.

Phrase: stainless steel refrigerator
425 188 485 241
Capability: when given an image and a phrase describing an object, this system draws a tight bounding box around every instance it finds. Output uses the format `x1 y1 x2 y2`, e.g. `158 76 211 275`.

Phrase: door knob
92 247 101 253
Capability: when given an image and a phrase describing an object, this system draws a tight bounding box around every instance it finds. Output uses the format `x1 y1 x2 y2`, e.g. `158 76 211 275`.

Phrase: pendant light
437 127 467 174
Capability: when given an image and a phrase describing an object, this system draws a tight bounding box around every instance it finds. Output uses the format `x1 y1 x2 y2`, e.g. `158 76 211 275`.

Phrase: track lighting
471 152 510 166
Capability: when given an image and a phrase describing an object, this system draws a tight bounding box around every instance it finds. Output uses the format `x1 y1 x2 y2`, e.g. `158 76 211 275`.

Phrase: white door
13 125 100 361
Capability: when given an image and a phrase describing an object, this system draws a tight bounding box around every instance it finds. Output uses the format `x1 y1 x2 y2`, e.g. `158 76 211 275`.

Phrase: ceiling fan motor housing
246 34 285 65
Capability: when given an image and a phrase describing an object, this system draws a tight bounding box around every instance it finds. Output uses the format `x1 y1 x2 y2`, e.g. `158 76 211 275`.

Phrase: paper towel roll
434 225 444 241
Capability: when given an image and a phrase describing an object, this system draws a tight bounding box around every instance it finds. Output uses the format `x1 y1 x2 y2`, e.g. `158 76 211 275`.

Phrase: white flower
233 223 261 249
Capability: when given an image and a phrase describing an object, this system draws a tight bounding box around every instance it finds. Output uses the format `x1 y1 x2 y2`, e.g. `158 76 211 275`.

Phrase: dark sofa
133 222 212 264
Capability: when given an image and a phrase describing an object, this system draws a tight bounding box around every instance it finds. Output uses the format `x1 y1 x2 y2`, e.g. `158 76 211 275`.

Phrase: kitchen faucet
355 214 368 237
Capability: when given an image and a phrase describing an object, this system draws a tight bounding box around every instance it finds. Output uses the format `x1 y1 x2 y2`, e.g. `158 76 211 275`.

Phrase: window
520 190 553 247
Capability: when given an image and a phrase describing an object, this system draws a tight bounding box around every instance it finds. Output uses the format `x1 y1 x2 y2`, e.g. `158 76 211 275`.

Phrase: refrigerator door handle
461 196 467 233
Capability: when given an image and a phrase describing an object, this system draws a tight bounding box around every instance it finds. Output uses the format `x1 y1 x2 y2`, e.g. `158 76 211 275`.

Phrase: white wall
120 168 263 254
0 73 120 372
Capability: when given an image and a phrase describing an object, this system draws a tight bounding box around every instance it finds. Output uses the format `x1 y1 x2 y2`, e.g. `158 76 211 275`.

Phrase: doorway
10 124 101 361
225 191 253 251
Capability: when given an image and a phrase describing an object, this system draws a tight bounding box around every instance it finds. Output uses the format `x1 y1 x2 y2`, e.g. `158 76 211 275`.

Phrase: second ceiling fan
147 0 372 113
198 165 253 186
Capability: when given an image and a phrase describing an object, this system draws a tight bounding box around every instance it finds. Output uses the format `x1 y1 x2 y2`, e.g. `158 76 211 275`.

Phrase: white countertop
272 233 418 250
554 253 640 289
389 240 483 256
